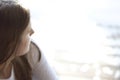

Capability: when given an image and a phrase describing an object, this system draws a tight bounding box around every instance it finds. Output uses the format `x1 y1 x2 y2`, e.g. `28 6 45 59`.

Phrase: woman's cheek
24 35 31 54
16 35 31 56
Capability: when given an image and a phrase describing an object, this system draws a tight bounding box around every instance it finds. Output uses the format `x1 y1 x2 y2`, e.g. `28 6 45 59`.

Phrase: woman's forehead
27 22 32 30
23 22 31 33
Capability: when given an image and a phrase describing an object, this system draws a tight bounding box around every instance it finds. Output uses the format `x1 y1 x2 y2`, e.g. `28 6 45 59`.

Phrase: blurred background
19 0 120 80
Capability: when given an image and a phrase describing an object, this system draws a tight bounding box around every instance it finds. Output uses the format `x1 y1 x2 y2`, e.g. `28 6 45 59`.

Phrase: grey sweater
27 42 58 80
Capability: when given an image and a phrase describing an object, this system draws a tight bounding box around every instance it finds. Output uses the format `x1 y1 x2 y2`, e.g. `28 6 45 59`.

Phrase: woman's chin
17 48 30 56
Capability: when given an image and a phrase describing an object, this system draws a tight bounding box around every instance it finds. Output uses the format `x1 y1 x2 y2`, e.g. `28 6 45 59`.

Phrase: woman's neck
0 62 12 79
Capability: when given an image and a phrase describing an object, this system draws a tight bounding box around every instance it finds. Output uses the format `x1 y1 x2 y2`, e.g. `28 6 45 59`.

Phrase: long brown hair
0 0 32 80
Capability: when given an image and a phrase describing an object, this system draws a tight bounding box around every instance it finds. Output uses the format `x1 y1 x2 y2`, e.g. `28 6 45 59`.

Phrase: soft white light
102 67 113 75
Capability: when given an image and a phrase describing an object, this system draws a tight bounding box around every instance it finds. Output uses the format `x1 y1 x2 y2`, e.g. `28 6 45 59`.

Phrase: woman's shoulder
26 41 59 80
26 41 41 68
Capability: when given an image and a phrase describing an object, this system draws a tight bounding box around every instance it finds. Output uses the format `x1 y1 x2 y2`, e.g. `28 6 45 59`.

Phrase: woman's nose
30 28 34 36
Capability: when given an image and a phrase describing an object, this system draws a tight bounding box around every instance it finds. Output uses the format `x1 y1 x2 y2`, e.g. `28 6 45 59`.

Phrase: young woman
0 0 58 80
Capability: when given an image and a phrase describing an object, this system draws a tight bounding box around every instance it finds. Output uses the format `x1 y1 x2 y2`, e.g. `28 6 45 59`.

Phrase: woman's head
0 0 33 64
